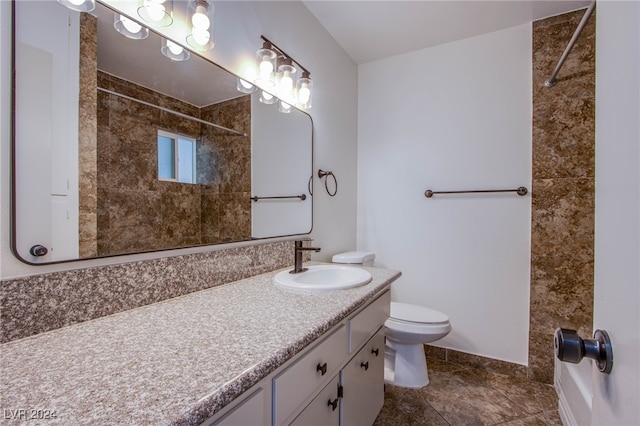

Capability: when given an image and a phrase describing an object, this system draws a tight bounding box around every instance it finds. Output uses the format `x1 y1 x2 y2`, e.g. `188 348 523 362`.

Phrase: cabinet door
290 374 340 426
208 388 266 426
341 328 385 426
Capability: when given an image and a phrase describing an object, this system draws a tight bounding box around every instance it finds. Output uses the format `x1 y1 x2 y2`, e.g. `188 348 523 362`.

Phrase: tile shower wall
78 13 98 258
529 10 595 383
0 240 297 343
76 13 251 257
94 73 251 256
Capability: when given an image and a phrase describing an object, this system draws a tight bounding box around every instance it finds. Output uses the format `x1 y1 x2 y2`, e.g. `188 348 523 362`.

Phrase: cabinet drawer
290 374 340 426
273 325 347 425
348 290 390 352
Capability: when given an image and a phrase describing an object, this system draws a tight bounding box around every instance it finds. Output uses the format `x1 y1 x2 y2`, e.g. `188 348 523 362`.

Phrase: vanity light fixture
236 78 257 94
186 0 215 51
255 41 277 89
252 35 313 111
161 39 190 61
137 0 173 27
56 0 95 12
278 100 293 114
259 90 278 105
296 71 313 110
114 14 149 40
277 57 296 103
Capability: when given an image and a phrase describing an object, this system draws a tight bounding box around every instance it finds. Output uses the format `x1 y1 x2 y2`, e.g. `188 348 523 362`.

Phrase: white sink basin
274 265 372 292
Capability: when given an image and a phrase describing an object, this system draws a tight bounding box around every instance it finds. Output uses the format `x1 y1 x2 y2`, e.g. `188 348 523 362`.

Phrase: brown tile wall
0 240 301 343
78 13 98 258
200 98 252 243
95 72 251 256
529 10 595 383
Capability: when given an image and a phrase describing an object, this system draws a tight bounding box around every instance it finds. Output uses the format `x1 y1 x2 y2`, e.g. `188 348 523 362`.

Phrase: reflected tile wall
95 72 252 255
529 9 595 383
78 13 98 258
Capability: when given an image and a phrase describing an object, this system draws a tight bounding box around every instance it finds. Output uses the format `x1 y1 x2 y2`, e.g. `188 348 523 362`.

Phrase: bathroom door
591 1 639 425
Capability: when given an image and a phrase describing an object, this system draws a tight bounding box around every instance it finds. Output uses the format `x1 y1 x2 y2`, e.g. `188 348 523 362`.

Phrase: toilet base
384 341 430 388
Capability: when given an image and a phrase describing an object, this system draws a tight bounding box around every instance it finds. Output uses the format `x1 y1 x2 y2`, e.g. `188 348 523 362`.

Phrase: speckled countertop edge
0 264 400 426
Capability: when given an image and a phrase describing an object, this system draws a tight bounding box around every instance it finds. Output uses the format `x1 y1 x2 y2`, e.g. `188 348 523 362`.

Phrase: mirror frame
10 0 314 265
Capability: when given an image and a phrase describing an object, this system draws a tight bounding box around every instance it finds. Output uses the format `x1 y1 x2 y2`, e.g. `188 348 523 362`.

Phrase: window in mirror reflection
158 130 196 184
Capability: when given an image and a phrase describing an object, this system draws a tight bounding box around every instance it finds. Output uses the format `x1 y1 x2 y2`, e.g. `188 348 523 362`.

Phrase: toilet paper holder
554 328 613 374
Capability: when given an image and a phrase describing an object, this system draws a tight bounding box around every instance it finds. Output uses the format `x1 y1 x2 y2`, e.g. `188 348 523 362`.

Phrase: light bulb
191 29 210 46
279 100 292 113
146 3 165 22
280 74 293 95
259 59 273 80
192 5 210 30
121 16 142 34
167 40 183 55
68 0 85 5
298 85 311 105
239 79 253 90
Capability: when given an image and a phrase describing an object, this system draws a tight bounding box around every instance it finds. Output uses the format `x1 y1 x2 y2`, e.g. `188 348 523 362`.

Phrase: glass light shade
57 0 95 12
137 0 173 27
296 75 313 110
255 45 277 89
186 0 214 51
278 100 293 114
237 78 257 94
259 90 277 105
114 14 149 40
277 61 296 100
161 39 190 61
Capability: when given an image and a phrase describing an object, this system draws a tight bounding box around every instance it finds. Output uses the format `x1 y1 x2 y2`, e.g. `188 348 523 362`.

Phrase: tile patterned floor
374 358 562 426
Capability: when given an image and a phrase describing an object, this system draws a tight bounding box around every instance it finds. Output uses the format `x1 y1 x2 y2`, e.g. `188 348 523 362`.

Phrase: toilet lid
390 302 449 324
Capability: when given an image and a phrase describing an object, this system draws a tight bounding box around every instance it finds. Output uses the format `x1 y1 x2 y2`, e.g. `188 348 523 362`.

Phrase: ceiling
301 1 591 64
95 2 240 107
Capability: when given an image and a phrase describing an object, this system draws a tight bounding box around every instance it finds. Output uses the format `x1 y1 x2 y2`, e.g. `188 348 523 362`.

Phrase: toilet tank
332 251 376 267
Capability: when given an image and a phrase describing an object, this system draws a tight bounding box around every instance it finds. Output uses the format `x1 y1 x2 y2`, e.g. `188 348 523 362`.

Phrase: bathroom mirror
11 0 312 264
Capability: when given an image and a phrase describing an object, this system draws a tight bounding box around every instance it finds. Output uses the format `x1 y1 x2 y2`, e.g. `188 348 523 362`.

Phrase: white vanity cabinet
202 289 391 426
276 289 390 426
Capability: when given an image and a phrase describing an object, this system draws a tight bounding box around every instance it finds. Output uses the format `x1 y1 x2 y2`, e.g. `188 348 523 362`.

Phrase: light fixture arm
260 35 311 78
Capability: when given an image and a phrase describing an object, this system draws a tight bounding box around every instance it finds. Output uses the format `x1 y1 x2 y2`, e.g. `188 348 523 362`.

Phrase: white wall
592 1 640 424
357 24 532 364
0 1 357 278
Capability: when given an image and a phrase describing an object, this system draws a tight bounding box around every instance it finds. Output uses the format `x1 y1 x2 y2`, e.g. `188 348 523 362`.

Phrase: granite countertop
0 264 400 425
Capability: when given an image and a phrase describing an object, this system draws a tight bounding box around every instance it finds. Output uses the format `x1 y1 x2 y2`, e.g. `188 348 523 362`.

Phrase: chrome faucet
291 240 321 274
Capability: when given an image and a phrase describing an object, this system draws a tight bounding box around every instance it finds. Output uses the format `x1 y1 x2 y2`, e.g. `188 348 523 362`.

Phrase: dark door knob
30 245 48 257
554 328 613 374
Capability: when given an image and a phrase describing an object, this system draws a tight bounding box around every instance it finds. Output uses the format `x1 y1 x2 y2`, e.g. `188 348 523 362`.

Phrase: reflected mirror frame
10 0 314 265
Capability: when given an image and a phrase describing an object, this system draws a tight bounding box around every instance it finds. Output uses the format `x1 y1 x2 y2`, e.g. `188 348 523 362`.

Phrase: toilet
332 251 452 389
384 302 451 387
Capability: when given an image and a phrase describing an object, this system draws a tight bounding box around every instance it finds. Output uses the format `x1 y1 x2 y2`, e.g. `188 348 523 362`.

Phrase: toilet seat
390 302 449 325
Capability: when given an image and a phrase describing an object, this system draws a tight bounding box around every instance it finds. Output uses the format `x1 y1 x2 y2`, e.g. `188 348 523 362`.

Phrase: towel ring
318 169 338 197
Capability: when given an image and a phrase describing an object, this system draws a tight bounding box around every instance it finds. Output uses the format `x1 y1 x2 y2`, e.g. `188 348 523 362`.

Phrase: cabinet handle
371 348 379 357
361 361 369 371
317 362 328 376
328 398 339 411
